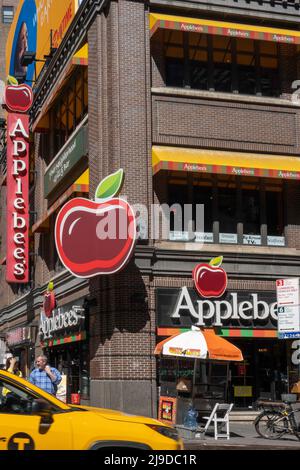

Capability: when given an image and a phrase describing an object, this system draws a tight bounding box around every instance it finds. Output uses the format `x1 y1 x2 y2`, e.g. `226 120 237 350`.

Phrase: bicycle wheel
255 411 289 439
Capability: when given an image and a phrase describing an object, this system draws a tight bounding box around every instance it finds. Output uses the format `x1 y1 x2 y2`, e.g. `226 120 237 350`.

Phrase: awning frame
150 13 300 45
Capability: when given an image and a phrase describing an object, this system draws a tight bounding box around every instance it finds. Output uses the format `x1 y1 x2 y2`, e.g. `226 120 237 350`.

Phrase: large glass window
162 173 285 246
160 31 282 97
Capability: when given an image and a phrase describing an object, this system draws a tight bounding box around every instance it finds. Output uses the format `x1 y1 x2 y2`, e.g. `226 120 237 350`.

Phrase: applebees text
3 80 33 283
6 114 30 282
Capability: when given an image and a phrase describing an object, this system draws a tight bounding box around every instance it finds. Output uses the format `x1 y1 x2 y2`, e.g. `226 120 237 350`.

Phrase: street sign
276 279 300 339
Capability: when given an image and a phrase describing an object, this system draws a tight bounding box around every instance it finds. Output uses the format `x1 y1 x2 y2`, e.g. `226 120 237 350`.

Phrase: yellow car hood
70 405 165 426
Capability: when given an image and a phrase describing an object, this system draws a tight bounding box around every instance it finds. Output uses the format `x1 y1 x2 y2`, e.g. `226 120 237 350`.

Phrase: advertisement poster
158 396 177 425
6 0 81 83
276 278 300 339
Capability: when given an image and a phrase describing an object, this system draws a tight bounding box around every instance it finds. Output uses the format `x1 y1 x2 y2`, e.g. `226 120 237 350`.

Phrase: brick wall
88 1 155 386
152 93 300 155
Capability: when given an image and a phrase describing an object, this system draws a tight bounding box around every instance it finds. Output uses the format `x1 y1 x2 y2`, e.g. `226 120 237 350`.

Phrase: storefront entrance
229 339 288 407
47 341 89 403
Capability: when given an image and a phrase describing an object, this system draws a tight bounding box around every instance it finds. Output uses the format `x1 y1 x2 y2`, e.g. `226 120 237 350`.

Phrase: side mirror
31 398 54 425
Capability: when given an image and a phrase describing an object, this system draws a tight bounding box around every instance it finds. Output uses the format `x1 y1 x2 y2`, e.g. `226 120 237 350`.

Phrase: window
160 31 282 97
0 379 60 415
219 185 237 234
163 173 285 246
49 67 88 158
2 6 14 24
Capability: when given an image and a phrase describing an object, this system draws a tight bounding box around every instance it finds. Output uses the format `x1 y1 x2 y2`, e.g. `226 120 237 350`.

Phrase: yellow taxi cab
0 370 183 450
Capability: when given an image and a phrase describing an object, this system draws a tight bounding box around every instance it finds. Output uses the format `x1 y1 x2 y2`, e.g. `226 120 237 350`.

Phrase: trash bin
71 393 81 405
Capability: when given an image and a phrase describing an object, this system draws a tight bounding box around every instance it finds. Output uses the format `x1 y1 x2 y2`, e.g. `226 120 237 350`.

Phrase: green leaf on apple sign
209 256 223 267
7 75 18 85
95 169 124 201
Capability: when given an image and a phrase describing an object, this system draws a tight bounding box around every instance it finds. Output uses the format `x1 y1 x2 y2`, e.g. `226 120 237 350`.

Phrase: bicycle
254 397 300 441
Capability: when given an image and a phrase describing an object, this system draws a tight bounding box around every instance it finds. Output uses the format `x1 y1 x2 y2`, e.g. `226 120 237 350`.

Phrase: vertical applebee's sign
55 169 137 278
3 77 33 283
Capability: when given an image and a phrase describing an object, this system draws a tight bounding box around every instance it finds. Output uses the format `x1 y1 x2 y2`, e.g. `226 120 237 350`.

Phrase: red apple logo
55 169 137 278
193 256 227 298
4 76 33 113
43 281 56 318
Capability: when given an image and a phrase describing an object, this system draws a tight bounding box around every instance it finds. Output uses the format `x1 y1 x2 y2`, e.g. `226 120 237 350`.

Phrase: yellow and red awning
72 43 88 66
152 146 300 180
150 13 300 45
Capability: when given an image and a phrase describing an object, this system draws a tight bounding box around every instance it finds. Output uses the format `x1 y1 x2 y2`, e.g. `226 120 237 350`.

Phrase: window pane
190 61 208 90
266 190 284 236
168 183 188 231
165 58 184 87
2 6 14 24
193 183 213 232
219 187 237 233
243 189 260 234
238 65 256 95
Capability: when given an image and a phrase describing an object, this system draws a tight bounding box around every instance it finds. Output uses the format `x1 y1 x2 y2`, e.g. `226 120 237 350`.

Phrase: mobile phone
14 356 19 362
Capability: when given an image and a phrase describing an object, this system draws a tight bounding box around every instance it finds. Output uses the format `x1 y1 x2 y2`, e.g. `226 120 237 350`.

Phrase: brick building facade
1 0 300 420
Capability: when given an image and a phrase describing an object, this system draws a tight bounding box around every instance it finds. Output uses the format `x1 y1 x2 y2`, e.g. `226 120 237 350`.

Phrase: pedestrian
2 356 22 397
29 355 61 396
4 356 22 377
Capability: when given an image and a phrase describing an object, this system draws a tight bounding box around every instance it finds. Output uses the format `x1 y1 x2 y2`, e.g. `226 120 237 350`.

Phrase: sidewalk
183 422 300 450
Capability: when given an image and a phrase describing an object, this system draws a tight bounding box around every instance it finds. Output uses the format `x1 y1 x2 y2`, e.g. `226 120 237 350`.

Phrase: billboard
6 0 80 83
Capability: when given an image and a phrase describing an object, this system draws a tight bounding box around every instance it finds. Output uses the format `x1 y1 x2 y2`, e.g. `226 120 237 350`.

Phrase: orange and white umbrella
154 327 243 362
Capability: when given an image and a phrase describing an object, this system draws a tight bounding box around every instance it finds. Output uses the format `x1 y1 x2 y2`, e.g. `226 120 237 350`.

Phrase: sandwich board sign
276 278 300 339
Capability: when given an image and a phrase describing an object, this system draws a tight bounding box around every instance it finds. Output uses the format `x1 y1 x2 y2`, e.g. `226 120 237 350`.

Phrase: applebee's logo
43 281 56 318
193 256 227 298
4 75 33 113
55 169 136 278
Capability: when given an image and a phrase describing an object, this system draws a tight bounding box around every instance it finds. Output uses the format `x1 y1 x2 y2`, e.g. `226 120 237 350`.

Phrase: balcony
150 0 300 23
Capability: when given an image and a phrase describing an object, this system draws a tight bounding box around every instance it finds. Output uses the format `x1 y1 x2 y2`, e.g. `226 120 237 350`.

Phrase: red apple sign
55 169 137 278
4 77 33 113
193 256 227 298
43 291 56 318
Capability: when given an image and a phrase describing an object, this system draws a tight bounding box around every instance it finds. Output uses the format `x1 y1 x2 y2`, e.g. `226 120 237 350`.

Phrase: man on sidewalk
29 355 61 396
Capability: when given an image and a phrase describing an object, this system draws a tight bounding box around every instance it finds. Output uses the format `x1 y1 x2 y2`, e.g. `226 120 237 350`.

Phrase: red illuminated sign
55 169 136 278
4 83 33 283
193 256 228 299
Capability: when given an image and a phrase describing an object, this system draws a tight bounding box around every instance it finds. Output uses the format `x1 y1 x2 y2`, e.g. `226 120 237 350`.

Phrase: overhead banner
4 83 33 283
6 0 80 84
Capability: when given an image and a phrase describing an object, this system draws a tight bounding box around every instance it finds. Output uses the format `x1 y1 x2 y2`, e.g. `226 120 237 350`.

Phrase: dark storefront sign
6 327 35 348
157 287 278 330
39 299 86 344
44 124 88 197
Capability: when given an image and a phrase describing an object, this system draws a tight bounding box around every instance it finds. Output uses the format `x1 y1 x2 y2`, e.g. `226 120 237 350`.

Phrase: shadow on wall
89 260 150 347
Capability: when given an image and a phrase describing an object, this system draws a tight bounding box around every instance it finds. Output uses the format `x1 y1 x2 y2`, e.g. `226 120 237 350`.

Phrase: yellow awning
152 146 300 180
150 13 300 45
72 43 88 66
